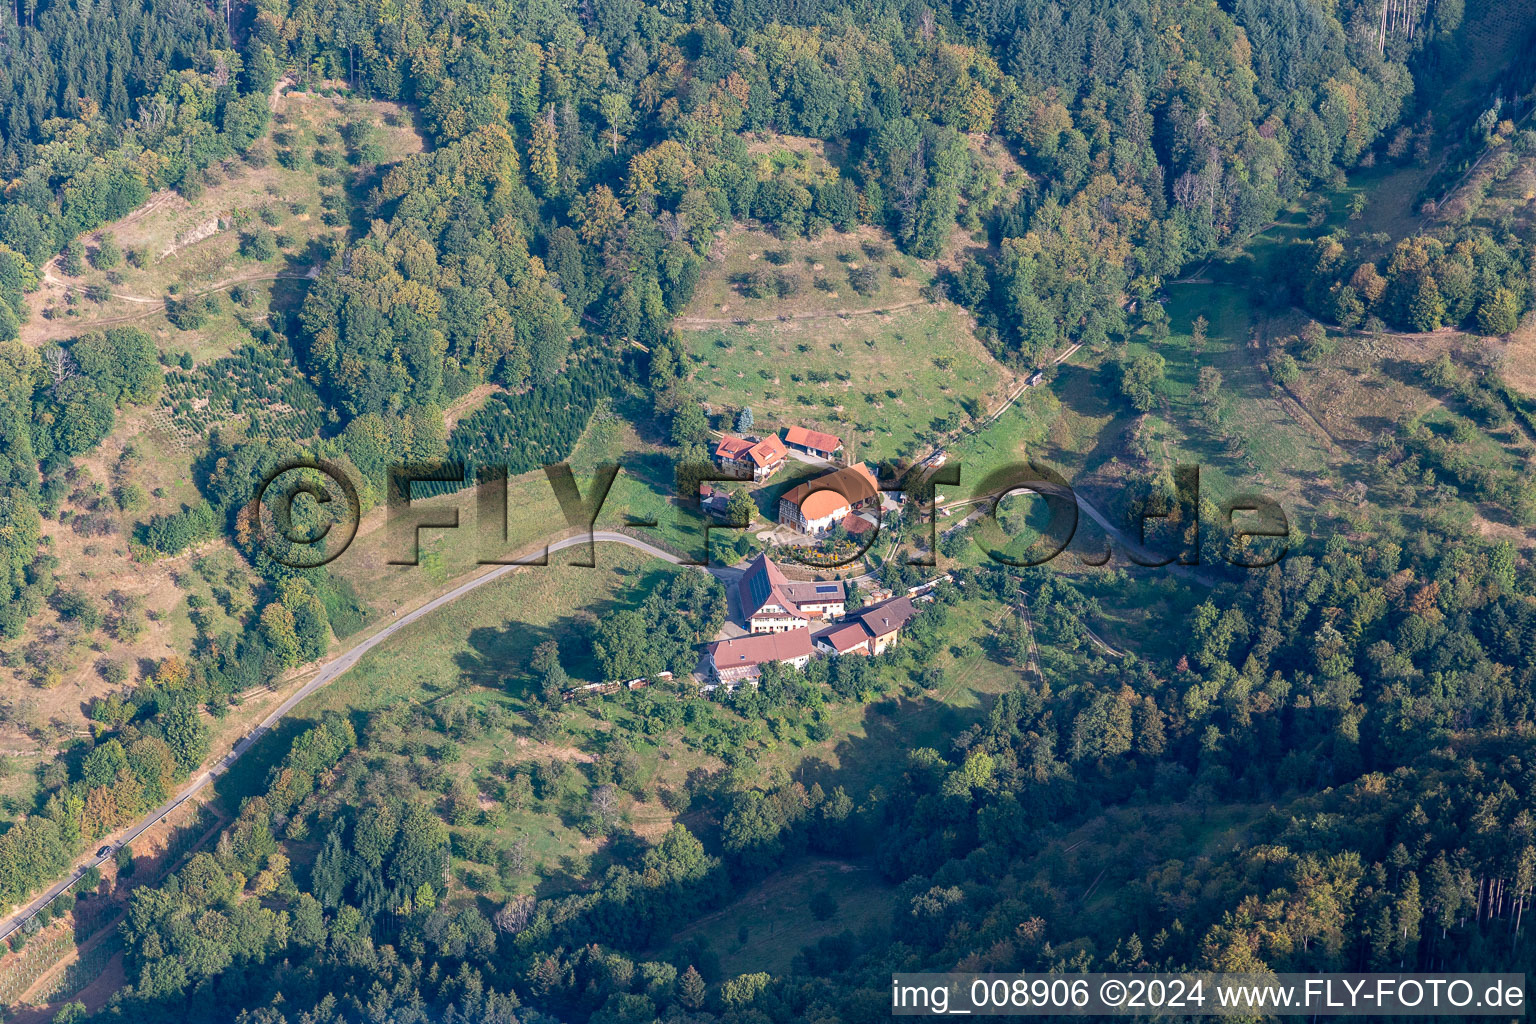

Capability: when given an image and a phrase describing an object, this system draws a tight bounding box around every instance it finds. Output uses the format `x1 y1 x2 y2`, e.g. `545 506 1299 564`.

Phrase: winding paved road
0 531 689 944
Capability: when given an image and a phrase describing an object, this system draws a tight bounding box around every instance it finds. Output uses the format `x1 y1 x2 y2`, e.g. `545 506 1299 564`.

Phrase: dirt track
21 266 318 347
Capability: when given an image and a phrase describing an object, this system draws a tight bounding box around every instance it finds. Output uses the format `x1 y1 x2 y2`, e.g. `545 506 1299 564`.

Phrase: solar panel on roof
815 584 839 593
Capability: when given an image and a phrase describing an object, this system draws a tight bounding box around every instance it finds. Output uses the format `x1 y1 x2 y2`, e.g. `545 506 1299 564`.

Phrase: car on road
96 845 115 857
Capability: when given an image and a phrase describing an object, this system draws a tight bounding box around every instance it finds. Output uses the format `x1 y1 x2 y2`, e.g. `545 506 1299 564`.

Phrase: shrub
847 265 880 296
165 298 205 330
135 499 218 556
240 229 277 261
92 233 122 269
52 589 101 631
1298 321 1333 360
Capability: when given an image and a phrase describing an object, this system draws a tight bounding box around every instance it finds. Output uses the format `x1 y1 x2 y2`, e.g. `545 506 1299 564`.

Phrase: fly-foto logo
247 458 1289 570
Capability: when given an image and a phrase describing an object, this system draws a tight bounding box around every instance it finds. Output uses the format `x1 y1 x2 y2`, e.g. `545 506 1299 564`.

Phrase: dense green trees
134 500 219 557
594 571 727 680
69 329 163 407
122 853 291 999
81 516 1536 1024
0 817 71 914
0 245 37 343
0 13 267 269
3 0 1524 1017
0 0 225 174
0 493 42 639
253 0 1429 390
297 125 569 416
1297 230 1532 334
31 327 166 463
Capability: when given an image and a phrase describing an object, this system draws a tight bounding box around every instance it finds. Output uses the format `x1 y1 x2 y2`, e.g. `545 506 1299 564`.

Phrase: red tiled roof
815 622 871 654
715 434 787 470
708 628 813 667
747 434 787 468
785 425 843 452
715 435 753 459
739 552 845 621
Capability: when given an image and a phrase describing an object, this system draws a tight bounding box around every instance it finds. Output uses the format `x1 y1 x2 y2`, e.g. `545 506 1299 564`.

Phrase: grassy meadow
679 227 1021 465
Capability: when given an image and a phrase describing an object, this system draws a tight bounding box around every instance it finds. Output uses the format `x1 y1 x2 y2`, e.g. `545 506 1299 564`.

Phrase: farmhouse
738 552 846 632
713 434 788 481
783 425 844 460
813 622 873 656
855 595 920 654
778 463 879 536
706 628 813 685
811 594 923 657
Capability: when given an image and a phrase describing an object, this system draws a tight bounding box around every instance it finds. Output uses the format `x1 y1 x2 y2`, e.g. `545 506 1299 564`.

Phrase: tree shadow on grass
1040 363 1136 475
455 561 676 688
211 712 310 807
792 686 997 798
537 850 609 899
457 610 609 691
1379 356 1432 391
619 449 677 493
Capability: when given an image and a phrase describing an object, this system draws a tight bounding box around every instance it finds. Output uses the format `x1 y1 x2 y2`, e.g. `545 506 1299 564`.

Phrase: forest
56 539 1536 1023
2 0 1535 1019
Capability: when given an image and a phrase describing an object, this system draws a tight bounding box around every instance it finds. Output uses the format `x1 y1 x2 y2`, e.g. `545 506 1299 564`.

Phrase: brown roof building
841 512 877 536
706 628 814 685
778 463 879 536
856 595 920 655
812 595 923 657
